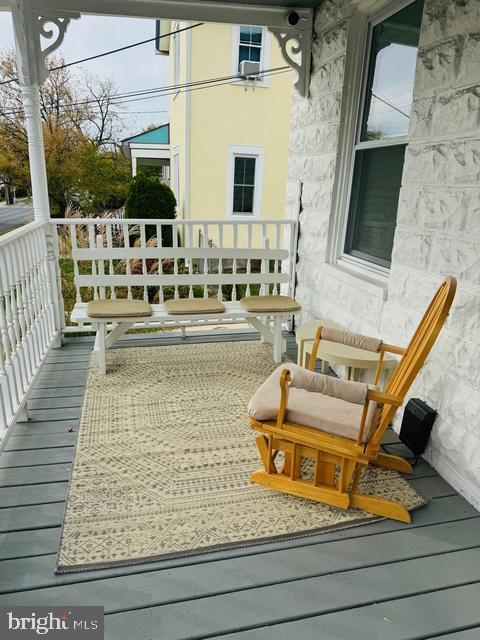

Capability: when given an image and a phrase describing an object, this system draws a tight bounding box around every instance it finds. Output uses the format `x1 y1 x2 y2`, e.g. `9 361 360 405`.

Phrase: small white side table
296 318 398 384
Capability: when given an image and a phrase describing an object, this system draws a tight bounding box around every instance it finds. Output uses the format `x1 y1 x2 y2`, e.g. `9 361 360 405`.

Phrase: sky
0 12 170 139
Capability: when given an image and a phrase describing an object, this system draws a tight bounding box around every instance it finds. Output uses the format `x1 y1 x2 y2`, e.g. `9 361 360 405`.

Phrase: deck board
0 330 478 640
2 518 479 608
101 551 480 640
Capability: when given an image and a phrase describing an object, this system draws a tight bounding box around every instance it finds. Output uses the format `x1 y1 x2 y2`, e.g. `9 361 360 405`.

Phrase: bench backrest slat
73 247 289 261
76 273 290 287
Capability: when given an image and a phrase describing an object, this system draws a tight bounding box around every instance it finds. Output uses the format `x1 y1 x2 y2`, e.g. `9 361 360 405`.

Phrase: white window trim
227 145 264 218
327 0 418 285
173 21 181 99
231 25 272 88
172 147 180 212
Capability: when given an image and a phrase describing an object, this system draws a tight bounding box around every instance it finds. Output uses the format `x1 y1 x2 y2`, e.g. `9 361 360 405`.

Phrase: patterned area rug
57 340 426 573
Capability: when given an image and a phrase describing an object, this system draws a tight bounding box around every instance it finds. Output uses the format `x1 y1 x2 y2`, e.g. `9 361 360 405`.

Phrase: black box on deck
399 398 437 457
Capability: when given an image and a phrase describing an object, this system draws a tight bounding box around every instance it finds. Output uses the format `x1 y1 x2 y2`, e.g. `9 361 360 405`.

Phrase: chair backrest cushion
321 327 382 353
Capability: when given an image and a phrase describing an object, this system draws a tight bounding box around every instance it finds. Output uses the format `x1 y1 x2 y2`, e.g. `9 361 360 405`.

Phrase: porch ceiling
24 0 325 14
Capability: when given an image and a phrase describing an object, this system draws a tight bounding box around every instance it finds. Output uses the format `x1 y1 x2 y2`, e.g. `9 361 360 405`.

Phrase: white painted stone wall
287 0 480 508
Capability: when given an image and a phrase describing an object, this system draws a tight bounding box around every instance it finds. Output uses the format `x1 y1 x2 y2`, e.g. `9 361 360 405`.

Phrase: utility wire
0 67 291 117
0 22 203 86
371 92 410 118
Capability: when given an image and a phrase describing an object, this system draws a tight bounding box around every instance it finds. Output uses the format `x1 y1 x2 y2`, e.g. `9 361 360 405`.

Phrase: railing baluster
122 222 132 300
139 225 148 301
0 248 19 418
106 224 116 299
26 231 48 361
173 221 179 300
273 223 281 296
218 224 223 302
87 224 98 301
246 224 252 297
70 223 82 303
96 234 106 300
232 223 238 302
16 237 35 380
5 243 28 392
203 223 208 299
156 223 164 304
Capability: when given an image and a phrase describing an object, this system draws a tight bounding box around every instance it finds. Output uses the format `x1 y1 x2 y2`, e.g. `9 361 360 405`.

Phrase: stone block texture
288 0 480 508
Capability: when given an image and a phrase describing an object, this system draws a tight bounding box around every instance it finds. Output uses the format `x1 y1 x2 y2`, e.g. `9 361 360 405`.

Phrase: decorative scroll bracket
269 14 313 98
35 13 80 84
11 1 80 87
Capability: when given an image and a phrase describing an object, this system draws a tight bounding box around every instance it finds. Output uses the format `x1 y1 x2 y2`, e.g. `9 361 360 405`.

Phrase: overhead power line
0 22 203 86
0 67 291 117
371 92 410 119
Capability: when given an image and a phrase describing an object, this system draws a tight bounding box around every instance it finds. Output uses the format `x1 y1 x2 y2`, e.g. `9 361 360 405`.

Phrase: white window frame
172 21 181 97
231 25 271 88
327 0 418 282
172 147 180 211
227 145 264 218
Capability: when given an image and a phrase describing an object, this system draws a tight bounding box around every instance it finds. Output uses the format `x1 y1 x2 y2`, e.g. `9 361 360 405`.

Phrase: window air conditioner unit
239 60 261 80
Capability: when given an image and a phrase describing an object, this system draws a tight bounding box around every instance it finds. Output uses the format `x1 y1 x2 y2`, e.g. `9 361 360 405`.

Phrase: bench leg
96 323 107 375
273 316 283 364
249 318 274 345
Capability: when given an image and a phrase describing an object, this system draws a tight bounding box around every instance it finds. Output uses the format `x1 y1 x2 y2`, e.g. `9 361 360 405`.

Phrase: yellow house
160 20 293 247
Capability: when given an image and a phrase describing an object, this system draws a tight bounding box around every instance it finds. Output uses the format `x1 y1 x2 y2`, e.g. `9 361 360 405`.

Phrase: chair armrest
366 389 402 407
277 368 292 428
382 343 406 356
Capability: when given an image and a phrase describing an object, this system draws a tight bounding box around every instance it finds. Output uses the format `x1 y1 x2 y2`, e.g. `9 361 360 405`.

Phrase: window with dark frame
344 0 424 268
232 156 256 215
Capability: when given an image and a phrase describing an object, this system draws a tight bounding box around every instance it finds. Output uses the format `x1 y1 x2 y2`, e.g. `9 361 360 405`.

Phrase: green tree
0 50 130 216
124 174 176 244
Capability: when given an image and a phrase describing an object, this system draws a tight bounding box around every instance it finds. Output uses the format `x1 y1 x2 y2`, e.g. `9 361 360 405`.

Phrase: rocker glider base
251 425 414 523
250 470 411 523
372 452 414 474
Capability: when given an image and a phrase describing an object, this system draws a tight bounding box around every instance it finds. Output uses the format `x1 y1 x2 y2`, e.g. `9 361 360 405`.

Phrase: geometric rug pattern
57 341 426 572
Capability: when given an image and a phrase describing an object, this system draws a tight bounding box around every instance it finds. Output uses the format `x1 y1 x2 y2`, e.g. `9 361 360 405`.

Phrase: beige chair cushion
87 299 152 318
240 295 301 313
164 298 225 315
290 366 368 405
320 327 382 353
248 363 378 443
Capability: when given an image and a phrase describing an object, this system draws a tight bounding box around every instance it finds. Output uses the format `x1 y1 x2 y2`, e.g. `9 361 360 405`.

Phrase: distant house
121 124 170 183
158 20 293 245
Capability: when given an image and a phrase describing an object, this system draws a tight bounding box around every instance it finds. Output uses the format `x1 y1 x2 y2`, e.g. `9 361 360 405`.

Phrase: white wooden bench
70 244 300 374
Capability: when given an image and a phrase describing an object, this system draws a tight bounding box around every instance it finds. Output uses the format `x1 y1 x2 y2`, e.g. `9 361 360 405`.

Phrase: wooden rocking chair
248 277 456 522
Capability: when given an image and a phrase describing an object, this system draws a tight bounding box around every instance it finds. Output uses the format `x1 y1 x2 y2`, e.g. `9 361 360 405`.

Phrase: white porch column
11 1 79 221
21 84 50 220
10 1 79 345
132 156 138 177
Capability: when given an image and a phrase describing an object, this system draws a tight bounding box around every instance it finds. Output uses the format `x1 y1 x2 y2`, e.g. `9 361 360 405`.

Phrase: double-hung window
232 26 270 85
227 146 264 217
239 26 263 68
343 0 424 269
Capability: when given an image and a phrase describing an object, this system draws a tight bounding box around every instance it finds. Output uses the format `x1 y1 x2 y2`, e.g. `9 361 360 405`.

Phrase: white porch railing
54 217 298 330
0 221 62 434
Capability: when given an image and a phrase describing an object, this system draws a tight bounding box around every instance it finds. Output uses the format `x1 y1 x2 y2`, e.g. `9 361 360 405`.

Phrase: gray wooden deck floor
0 330 479 640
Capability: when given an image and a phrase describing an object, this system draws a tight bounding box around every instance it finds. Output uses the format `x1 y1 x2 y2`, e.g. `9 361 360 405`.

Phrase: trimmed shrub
124 174 176 245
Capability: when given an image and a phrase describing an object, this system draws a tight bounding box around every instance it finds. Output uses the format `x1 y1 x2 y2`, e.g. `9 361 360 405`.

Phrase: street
0 203 34 232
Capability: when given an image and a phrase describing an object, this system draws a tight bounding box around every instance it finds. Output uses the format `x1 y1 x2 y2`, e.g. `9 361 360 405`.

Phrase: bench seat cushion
87 299 152 318
248 363 378 443
240 295 301 313
164 298 226 315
